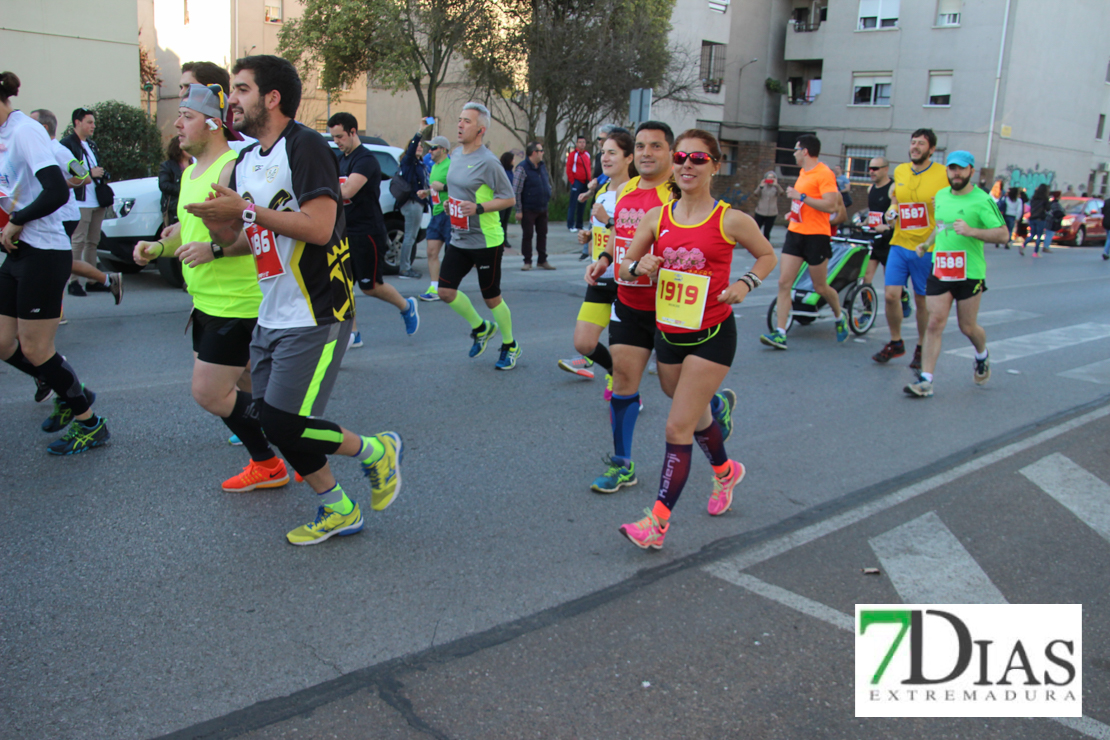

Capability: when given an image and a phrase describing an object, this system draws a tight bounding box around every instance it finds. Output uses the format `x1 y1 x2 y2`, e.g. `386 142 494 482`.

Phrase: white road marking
947 323 1110 363
716 573 853 631
868 511 1007 604
1059 358 1110 385
1021 453 1110 545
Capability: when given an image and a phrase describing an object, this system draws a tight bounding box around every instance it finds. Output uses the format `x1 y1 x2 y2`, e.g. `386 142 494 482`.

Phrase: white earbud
206 119 219 131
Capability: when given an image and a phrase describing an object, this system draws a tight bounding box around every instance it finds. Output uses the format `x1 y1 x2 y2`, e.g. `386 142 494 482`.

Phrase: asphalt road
3 226 1110 739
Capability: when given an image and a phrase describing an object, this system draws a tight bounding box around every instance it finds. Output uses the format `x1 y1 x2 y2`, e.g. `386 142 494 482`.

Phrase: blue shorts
885 246 933 296
427 212 452 245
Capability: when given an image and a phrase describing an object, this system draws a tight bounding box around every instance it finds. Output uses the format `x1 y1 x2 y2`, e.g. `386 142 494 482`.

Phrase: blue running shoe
229 434 243 446
494 342 522 370
348 331 363 349
901 289 911 319
469 320 499 358
591 458 637 494
836 315 849 342
712 388 737 442
418 289 440 302
759 331 787 350
47 415 110 455
401 296 420 335
42 387 95 433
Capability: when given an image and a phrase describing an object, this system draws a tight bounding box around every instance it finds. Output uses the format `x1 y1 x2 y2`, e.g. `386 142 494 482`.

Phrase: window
858 0 899 29
696 119 722 140
932 148 946 166
844 145 886 181
1106 60 1110 83
700 42 726 93
265 1 282 23
788 77 821 104
314 118 327 132
852 74 891 106
935 0 961 25
1098 114 1106 140
708 0 730 13
927 72 952 106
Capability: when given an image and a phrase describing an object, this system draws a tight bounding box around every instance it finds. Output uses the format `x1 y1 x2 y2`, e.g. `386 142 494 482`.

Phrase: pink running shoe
707 461 746 516
619 508 669 550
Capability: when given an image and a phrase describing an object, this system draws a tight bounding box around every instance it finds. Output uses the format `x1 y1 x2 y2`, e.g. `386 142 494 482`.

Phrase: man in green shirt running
134 82 289 491
416 135 451 301
904 150 1011 398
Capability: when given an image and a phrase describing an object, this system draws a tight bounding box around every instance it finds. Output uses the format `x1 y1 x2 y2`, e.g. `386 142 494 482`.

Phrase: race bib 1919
656 269 710 330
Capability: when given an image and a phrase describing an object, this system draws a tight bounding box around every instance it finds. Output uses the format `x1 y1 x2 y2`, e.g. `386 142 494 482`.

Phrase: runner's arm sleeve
10 165 68 225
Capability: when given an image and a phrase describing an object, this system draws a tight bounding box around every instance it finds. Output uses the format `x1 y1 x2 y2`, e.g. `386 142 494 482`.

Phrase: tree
465 0 687 194
63 101 163 180
279 0 503 124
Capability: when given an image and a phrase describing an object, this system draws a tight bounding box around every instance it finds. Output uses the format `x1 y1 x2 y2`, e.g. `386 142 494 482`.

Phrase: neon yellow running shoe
286 503 363 546
361 432 403 511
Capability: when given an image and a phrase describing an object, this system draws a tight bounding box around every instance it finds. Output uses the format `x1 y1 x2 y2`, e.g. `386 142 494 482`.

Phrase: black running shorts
926 275 987 302
192 309 257 367
439 244 504 300
0 243 71 320
348 231 389 288
782 231 832 266
654 313 737 367
609 298 656 350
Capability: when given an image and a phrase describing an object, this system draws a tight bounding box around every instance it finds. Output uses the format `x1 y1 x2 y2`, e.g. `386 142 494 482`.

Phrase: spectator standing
752 171 784 241
1023 183 1049 257
158 136 190 228
499 151 516 250
396 126 428 279
59 107 108 296
1044 191 1063 256
998 187 1022 248
415 135 452 301
513 141 554 270
565 135 591 231
1064 185 1077 197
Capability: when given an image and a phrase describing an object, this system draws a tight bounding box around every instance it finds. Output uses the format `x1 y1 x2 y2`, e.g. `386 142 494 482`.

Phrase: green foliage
62 100 163 181
765 78 786 94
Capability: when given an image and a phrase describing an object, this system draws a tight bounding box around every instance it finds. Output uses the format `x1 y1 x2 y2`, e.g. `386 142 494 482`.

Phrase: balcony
784 19 829 61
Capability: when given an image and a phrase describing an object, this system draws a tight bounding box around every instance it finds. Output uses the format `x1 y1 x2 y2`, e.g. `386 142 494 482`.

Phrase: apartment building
2 0 140 117
776 0 1110 194
137 0 367 141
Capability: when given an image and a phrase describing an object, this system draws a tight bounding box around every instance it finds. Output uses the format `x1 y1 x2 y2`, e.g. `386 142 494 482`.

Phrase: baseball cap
946 150 975 168
429 135 451 150
181 83 243 141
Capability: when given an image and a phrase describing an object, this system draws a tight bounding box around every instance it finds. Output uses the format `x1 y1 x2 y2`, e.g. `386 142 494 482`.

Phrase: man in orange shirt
760 134 847 349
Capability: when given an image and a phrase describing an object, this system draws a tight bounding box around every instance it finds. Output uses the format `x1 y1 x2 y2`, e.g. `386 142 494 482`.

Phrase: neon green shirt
430 157 450 217
933 185 1005 281
178 150 262 318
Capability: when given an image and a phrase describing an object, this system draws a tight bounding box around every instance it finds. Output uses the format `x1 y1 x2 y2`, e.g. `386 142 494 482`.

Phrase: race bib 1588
933 250 966 281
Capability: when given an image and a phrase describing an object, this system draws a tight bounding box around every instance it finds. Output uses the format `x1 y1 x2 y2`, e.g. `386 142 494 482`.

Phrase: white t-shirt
73 139 100 208
592 189 617 280
49 139 81 222
0 110 69 250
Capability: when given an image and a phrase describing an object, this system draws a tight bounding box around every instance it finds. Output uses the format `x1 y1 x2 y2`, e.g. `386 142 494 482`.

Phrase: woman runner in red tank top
615 129 777 551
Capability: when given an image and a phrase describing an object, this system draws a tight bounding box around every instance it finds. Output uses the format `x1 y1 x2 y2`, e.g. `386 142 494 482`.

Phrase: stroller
766 230 878 335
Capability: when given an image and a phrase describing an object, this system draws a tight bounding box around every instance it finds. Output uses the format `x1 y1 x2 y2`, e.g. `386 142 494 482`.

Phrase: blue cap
946 150 975 168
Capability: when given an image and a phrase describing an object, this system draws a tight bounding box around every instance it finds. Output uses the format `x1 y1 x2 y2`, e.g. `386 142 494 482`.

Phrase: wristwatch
211 242 225 259
799 193 808 203
242 202 257 224
475 203 485 215
630 260 641 277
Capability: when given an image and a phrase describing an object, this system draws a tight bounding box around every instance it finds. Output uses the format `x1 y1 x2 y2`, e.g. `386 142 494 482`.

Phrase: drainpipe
984 0 1012 171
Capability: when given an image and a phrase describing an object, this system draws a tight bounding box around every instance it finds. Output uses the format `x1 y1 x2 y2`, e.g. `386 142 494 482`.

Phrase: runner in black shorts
328 113 419 347
926 275 985 301
863 156 893 280
781 231 832 266
0 71 110 455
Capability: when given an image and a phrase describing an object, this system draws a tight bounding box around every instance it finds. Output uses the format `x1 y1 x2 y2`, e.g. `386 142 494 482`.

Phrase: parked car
98 134 429 287
1020 197 1106 246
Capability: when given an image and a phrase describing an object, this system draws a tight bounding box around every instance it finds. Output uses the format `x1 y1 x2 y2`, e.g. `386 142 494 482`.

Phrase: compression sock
489 301 514 345
446 291 484 329
3 344 41 378
655 442 693 512
357 435 385 464
610 393 641 465
585 344 613 374
221 390 276 462
318 482 354 515
429 281 438 292
694 420 729 467
35 353 90 415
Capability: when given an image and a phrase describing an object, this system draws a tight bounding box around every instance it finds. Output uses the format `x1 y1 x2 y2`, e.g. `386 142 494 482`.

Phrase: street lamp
142 82 155 120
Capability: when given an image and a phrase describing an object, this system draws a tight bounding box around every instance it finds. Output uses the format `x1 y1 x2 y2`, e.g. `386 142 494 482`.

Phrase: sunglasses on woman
673 151 717 165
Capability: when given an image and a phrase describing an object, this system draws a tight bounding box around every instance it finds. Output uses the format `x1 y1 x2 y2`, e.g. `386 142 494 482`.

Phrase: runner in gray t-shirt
438 102 522 370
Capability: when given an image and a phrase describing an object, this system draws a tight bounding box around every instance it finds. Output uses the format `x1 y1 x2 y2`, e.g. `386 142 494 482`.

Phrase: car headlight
114 197 136 218
1062 216 1076 226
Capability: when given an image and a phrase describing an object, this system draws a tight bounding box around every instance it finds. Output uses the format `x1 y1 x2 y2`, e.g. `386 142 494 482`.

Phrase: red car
1023 197 1106 246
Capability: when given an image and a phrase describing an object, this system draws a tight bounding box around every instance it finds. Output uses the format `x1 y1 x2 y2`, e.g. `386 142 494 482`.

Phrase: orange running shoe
222 458 290 492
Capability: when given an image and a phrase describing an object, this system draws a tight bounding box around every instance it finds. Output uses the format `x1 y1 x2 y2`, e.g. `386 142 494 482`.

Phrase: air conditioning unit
1099 162 1109 172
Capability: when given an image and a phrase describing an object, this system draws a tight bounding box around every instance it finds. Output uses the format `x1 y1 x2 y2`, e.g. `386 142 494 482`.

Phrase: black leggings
754 213 776 241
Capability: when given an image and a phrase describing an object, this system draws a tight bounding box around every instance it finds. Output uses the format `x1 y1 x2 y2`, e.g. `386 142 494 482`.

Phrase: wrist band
742 270 762 288
155 241 166 259
739 276 755 292
598 252 613 266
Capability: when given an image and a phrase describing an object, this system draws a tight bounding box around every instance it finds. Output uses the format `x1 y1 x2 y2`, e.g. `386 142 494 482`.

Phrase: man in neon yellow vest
135 83 290 493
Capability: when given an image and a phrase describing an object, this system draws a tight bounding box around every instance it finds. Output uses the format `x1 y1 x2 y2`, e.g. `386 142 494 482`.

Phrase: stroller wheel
767 298 795 334
846 284 878 335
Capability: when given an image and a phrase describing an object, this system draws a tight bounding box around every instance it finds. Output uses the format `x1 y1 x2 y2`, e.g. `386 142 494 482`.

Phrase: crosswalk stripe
1059 358 1110 385
868 511 1007 604
711 572 854 631
1020 453 1110 545
947 322 1110 363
